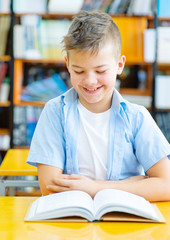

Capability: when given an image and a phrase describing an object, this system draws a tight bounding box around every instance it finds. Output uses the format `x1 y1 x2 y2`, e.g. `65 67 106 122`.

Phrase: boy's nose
83 73 98 85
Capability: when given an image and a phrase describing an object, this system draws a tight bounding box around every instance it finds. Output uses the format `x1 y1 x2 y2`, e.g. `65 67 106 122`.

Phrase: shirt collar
111 89 127 113
62 88 78 105
62 87 127 113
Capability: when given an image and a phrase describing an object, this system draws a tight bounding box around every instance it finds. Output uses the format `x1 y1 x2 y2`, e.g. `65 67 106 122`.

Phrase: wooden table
0 149 39 196
0 197 170 240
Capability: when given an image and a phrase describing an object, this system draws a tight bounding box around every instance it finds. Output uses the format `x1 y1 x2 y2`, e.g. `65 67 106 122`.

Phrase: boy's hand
46 174 100 198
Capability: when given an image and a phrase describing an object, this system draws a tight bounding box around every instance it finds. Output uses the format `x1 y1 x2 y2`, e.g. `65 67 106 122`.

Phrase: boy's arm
37 163 64 195
95 156 170 201
46 156 170 201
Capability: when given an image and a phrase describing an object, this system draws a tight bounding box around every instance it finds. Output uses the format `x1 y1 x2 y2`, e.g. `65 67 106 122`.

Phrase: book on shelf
25 189 165 223
26 106 42 146
155 75 170 110
48 0 84 14
13 106 42 146
108 0 126 14
0 76 10 102
13 0 47 14
20 73 68 102
39 19 71 60
0 15 11 56
99 0 113 12
127 0 153 15
0 0 11 13
157 0 170 17
14 15 41 59
157 27 170 63
0 134 10 150
0 62 8 90
14 16 71 60
143 28 156 63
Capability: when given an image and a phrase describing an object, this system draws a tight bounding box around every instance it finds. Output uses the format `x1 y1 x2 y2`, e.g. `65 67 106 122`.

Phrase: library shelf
0 55 11 62
0 128 10 136
15 13 74 19
0 101 10 107
0 12 11 16
15 58 66 65
120 88 151 96
13 100 45 107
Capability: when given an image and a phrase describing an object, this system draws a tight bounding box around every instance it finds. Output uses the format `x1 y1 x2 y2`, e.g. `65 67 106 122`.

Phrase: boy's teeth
87 88 97 91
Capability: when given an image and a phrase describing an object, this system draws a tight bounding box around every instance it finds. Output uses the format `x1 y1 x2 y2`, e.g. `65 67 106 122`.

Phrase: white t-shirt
77 100 111 180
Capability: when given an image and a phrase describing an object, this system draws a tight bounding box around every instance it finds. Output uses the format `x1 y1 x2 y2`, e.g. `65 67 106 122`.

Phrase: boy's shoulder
45 88 77 108
114 90 147 117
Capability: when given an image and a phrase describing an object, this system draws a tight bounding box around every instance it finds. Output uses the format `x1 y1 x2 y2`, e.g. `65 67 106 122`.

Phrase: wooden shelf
15 13 74 19
0 101 10 107
14 13 155 20
14 100 45 107
0 129 9 136
13 146 30 149
15 58 66 65
157 62 170 67
15 58 153 66
0 12 11 16
120 88 151 96
0 55 11 62
158 17 170 21
156 108 170 112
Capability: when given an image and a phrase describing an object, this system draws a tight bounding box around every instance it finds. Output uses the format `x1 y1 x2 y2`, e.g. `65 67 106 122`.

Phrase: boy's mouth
83 86 102 93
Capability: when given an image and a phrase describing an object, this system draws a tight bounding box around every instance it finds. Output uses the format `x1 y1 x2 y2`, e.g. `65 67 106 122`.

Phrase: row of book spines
13 19 71 60
14 16 147 63
1 0 170 17
82 0 154 15
13 106 43 146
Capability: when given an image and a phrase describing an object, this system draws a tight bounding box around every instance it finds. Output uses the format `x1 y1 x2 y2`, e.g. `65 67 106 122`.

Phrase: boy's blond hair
62 10 121 61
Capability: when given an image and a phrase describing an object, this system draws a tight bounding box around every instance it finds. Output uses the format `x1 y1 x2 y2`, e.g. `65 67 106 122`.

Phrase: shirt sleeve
27 99 66 169
134 106 170 172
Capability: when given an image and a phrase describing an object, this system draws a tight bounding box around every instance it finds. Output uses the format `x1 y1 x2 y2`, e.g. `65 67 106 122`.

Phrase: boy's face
65 42 125 113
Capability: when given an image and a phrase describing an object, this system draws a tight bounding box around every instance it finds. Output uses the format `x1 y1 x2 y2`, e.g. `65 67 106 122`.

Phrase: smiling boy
27 10 170 201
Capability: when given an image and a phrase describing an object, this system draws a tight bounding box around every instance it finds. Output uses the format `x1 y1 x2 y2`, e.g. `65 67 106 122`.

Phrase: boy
27 10 170 201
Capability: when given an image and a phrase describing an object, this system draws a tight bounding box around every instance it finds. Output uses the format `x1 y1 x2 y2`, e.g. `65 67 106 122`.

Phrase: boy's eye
96 70 106 74
74 71 83 74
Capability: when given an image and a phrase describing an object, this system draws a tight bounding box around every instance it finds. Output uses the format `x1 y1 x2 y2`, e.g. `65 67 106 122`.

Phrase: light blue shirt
27 88 170 180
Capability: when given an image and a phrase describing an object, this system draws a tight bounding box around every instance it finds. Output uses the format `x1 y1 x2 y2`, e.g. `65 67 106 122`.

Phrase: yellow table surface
0 149 37 176
0 197 170 240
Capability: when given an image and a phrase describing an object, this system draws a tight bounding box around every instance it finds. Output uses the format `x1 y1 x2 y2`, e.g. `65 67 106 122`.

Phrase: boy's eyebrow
71 64 108 68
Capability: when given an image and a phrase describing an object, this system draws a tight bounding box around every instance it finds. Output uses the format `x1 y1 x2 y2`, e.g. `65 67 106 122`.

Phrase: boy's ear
64 56 69 71
117 55 126 75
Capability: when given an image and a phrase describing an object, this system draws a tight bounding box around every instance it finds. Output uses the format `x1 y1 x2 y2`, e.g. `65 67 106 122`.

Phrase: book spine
0 76 10 102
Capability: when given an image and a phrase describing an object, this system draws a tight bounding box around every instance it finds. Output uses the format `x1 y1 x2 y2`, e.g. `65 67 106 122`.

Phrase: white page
34 191 94 218
94 189 160 221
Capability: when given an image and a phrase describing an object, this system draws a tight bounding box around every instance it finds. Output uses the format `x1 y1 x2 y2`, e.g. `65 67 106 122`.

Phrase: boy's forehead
68 41 115 58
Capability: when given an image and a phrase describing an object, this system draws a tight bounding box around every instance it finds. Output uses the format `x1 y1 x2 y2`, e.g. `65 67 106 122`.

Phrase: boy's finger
46 184 69 192
65 174 81 179
52 178 72 187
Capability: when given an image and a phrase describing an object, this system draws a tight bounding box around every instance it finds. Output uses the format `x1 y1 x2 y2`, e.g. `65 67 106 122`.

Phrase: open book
25 189 165 222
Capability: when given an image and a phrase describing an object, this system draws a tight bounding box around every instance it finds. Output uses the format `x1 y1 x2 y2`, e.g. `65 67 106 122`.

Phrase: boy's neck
78 98 112 113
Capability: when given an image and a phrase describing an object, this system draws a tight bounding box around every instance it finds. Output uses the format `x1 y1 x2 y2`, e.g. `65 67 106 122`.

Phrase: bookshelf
0 4 12 152
1 0 169 149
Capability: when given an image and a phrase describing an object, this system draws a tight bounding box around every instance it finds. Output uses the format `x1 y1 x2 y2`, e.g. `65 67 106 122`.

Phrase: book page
26 190 94 221
93 189 160 221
